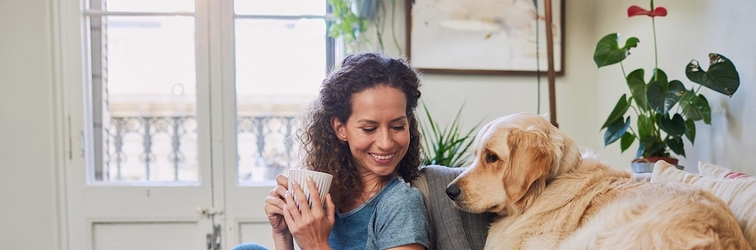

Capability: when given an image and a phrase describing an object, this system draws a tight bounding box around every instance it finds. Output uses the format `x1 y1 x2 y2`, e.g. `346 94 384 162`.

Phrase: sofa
411 163 756 249
410 165 492 250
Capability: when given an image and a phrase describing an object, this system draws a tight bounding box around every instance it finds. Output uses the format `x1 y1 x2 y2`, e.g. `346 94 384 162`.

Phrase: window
83 0 333 184
233 0 332 183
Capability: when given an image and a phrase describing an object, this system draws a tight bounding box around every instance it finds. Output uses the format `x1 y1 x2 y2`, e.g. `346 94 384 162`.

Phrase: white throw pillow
698 161 755 179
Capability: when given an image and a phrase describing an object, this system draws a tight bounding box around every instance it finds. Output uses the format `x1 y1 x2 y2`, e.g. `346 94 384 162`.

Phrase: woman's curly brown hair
297 52 422 207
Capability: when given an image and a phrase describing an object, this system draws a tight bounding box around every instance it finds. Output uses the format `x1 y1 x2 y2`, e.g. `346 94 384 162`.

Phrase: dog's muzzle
446 184 461 200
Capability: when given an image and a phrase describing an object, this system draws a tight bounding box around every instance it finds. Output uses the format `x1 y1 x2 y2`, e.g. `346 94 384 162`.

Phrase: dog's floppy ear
502 127 554 203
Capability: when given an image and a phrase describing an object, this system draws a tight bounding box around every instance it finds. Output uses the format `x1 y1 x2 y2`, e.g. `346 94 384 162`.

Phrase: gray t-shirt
329 176 430 250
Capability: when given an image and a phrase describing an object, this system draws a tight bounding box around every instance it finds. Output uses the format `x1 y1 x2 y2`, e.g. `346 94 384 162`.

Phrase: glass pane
99 0 195 12
234 0 325 16
92 15 198 183
235 18 326 183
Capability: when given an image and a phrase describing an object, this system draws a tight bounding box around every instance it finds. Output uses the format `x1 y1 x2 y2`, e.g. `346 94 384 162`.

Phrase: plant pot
631 157 683 173
352 0 379 20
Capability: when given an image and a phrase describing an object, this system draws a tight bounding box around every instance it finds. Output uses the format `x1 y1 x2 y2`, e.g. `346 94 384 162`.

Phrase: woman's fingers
282 200 295 226
284 189 301 224
265 195 285 213
275 174 288 189
306 177 324 216
265 184 288 218
282 179 334 249
282 178 334 235
290 180 312 214
324 194 336 224
265 191 289 234
270 185 287 202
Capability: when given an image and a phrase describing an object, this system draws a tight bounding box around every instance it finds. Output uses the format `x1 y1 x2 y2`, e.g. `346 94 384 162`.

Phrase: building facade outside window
84 0 334 184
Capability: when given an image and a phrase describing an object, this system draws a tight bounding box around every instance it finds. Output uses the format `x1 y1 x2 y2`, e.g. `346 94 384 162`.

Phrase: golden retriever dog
446 113 749 249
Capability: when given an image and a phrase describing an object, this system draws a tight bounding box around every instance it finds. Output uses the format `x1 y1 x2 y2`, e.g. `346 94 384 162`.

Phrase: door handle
206 224 221 250
197 206 224 218
199 207 223 250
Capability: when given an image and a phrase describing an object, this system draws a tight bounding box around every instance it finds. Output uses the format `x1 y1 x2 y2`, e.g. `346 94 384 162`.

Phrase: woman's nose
375 129 394 149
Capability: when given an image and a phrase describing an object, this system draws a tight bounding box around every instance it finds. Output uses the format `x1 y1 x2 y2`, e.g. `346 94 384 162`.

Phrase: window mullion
83 10 195 17
89 0 109 181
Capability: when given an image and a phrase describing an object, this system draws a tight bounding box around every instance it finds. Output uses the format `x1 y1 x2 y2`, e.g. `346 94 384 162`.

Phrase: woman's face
332 86 410 178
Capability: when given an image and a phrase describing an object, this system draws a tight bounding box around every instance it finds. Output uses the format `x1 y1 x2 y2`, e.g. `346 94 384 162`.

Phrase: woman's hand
264 174 290 235
283 176 336 250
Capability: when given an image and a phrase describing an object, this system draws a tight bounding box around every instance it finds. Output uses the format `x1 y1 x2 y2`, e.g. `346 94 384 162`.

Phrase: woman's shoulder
377 176 424 207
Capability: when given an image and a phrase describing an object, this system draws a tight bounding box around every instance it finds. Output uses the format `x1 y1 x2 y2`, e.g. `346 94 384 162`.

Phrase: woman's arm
271 232 295 250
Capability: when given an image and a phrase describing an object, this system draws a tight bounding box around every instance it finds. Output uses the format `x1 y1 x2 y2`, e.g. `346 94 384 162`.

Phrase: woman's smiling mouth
370 153 395 161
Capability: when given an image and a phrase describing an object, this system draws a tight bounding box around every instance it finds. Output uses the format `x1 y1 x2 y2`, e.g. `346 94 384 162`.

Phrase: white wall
0 0 62 249
1 0 755 249
382 0 601 166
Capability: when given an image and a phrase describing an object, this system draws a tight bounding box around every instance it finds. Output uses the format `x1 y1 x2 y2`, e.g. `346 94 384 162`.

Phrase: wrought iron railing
102 115 301 182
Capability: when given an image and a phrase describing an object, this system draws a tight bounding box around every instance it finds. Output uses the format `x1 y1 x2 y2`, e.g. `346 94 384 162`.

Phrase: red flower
627 5 667 18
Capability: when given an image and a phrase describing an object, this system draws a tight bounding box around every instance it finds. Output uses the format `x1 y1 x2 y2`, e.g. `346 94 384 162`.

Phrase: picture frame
405 0 565 75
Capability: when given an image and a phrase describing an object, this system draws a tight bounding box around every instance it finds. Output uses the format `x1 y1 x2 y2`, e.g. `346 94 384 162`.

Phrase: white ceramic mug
287 169 333 208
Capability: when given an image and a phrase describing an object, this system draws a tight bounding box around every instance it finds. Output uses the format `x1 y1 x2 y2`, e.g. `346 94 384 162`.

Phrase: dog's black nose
446 184 461 200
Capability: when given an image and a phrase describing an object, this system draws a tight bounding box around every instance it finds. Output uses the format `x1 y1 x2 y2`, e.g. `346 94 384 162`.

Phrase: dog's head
446 113 580 216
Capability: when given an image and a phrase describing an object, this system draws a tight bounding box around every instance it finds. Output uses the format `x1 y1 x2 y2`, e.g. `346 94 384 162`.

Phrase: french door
60 0 330 249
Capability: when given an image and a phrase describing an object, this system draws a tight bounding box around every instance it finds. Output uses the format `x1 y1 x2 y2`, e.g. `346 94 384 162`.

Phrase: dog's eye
485 153 498 163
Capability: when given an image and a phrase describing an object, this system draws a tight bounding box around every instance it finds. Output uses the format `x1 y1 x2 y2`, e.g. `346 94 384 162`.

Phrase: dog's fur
447 113 749 249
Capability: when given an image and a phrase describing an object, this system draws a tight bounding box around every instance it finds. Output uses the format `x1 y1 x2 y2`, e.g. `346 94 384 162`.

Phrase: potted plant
419 103 480 168
594 0 741 173
327 0 373 53
327 0 403 55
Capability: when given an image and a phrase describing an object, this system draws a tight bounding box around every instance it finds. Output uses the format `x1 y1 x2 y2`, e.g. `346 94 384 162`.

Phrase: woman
234 52 430 250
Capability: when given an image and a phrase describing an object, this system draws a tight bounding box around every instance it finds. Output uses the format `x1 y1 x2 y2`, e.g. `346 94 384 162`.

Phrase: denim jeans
230 243 268 250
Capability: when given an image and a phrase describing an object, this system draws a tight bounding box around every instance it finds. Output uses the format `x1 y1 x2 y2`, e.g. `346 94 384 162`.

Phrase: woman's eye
361 127 377 133
391 126 405 131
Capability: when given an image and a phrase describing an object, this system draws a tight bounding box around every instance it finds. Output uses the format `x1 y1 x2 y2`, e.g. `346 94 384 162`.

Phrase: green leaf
636 142 645 159
604 116 631 146
663 80 686 113
647 78 684 114
651 68 668 86
682 94 712 124
620 132 635 153
601 94 631 129
327 0 371 46
647 80 665 114
626 69 648 111
667 137 686 157
359 19 369 32
685 118 696 145
679 90 700 120
641 138 667 158
660 114 686 137
685 53 740 96
637 115 653 140
593 33 640 68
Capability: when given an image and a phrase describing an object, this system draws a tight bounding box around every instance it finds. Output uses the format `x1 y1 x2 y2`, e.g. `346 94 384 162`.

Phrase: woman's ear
331 117 348 141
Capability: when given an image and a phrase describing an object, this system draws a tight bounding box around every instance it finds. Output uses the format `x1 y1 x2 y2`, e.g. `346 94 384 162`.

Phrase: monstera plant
594 0 740 171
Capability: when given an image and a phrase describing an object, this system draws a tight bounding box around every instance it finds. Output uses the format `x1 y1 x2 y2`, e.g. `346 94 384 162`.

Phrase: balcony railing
102 115 301 182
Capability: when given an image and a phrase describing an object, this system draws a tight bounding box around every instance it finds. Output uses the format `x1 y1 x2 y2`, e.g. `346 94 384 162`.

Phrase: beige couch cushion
651 160 756 247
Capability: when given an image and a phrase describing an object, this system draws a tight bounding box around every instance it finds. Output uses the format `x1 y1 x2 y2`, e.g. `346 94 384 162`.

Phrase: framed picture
405 0 565 75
